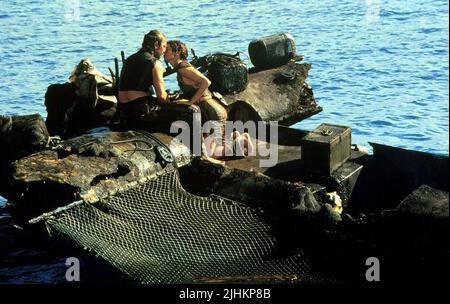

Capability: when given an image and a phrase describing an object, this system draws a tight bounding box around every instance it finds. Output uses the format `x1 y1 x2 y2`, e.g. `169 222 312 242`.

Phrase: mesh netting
45 169 322 283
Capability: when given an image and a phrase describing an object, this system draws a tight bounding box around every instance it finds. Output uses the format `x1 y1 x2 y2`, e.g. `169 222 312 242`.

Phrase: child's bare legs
241 132 254 156
201 130 254 161
201 153 225 165
201 134 225 165
233 132 254 156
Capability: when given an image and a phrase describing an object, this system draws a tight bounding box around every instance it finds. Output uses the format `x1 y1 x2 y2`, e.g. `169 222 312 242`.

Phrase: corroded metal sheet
225 62 322 125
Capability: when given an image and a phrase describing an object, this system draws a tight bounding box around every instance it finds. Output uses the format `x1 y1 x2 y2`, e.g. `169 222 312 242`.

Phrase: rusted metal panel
224 62 322 125
7 130 191 222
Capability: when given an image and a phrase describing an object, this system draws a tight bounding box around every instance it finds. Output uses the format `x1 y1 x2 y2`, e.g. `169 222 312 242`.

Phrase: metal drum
248 33 296 69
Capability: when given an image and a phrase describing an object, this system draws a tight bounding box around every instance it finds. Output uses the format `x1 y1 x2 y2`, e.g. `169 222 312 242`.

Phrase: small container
248 33 297 69
301 123 352 176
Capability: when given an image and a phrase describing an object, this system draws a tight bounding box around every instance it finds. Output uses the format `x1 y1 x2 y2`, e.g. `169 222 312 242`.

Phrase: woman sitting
164 40 253 163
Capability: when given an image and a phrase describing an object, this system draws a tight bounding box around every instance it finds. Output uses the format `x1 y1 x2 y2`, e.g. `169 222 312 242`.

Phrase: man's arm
152 61 169 103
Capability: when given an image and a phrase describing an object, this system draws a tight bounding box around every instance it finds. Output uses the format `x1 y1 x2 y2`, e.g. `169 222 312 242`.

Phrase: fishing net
44 168 322 283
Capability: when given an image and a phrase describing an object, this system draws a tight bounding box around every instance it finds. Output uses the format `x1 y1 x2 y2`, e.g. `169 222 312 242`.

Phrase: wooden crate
301 123 352 176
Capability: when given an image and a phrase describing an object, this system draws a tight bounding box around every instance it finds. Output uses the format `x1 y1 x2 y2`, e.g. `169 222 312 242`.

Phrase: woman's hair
167 40 188 60
141 30 166 52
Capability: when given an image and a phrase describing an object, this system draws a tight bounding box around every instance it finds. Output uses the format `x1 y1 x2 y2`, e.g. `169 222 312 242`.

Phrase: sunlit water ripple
0 1 448 155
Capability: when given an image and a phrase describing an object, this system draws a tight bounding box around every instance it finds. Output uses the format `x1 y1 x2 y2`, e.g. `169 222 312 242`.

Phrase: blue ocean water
0 0 448 155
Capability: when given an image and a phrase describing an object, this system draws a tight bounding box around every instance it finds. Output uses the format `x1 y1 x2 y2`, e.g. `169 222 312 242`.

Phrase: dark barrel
248 33 296 69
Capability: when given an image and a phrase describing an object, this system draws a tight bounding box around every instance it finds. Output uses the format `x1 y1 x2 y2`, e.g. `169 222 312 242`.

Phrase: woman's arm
178 66 211 105
152 61 169 103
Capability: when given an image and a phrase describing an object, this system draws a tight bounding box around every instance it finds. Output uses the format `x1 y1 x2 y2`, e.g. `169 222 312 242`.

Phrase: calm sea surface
0 0 448 155
0 0 448 282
